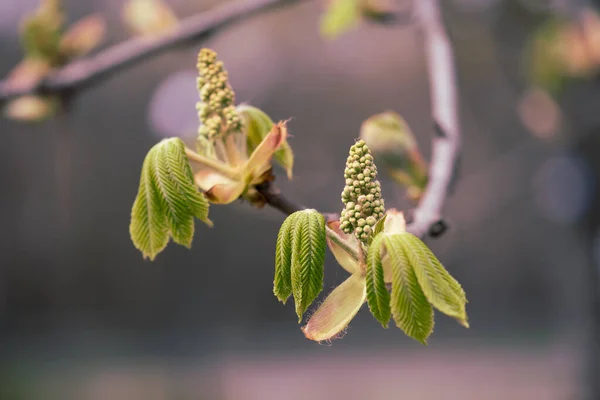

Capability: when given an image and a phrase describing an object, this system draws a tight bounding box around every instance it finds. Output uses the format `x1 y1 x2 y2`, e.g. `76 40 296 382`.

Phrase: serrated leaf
130 138 211 260
302 273 367 342
383 235 434 344
291 210 326 322
320 0 361 40
237 104 294 179
372 214 387 237
274 214 296 303
398 233 468 327
365 234 390 327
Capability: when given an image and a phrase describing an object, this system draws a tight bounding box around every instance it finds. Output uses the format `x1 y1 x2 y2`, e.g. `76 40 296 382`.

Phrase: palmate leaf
274 214 296 303
130 138 212 260
397 233 468 328
366 234 391 327
383 234 434 344
290 209 326 322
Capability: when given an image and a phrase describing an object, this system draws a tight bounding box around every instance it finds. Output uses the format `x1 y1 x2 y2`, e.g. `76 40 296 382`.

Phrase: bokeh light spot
148 69 199 140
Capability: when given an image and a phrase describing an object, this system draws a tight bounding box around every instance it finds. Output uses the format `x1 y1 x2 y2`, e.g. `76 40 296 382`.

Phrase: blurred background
0 0 599 399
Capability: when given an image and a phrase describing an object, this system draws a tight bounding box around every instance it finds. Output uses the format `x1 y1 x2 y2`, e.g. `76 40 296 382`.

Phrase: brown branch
0 0 303 104
406 0 461 239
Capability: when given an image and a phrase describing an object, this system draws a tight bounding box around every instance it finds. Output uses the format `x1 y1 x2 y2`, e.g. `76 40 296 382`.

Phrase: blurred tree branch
0 0 304 104
0 0 460 240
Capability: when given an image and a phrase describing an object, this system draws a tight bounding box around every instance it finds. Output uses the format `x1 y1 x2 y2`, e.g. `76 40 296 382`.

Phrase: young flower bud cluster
196 49 242 139
340 140 385 243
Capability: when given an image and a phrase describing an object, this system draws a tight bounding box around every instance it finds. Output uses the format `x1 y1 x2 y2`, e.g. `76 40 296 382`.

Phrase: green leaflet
365 234 391 327
398 233 468 328
274 214 295 303
320 0 361 40
237 104 294 179
130 138 212 260
372 214 387 238
290 210 326 322
383 234 434 344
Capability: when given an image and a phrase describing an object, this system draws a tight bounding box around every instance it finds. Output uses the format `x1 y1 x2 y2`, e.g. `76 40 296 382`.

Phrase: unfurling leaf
20 0 65 63
360 111 428 202
366 234 391 327
274 214 296 303
4 95 58 122
60 14 106 58
325 220 360 274
396 233 468 328
290 210 326 322
383 234 434 344
237 104 294 179
130 138 212 260
320 0 361 39
302 273 367 342
122 0 178 36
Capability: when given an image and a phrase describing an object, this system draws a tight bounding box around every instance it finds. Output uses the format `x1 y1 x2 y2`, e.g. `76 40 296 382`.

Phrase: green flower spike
196 48 241 140
187 48 291 205
340 139 385 244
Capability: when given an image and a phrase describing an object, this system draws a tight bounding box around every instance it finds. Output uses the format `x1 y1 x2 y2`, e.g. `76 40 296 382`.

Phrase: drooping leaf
320 0 361 40
291 210 326 322
274 214 296 303
398 233 468 327
130 138 211 260
302 273 367 342
383 234 434 344
365 234 390 327
237 104 294 179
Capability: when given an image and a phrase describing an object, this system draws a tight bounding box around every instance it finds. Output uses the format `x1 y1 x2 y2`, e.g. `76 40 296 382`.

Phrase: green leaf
398 233 468 327
274 214 296 303
383 234 434 344
237 104 294 179
130 138 212 260
372 214 387 237
320 0 361 40
302 273 367 342
526 18 567 94
291 209 326 322
365 234 391 327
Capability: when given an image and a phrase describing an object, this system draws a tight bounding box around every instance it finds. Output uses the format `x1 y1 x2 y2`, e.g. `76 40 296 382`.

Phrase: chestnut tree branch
406 0 461 238
0 0 303 104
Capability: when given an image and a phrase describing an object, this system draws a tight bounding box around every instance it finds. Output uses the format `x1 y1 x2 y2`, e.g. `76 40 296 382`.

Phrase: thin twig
255 182 303 216
406 0 461 238
0 0 303 104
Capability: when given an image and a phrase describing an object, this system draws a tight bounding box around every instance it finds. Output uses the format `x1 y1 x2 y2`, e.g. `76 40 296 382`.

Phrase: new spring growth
196 49 242 140
187 48 291 205
340 140 385 243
